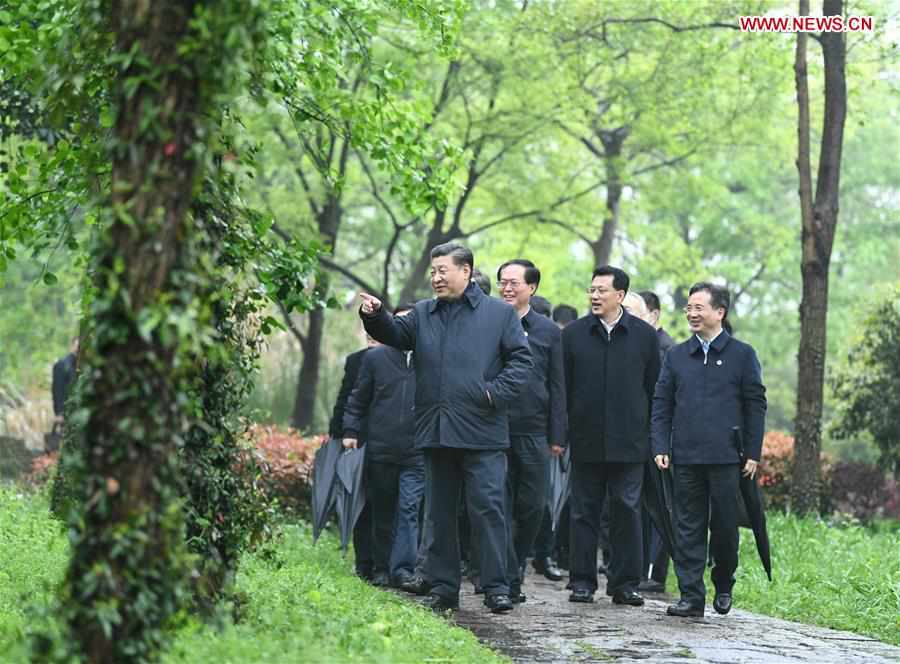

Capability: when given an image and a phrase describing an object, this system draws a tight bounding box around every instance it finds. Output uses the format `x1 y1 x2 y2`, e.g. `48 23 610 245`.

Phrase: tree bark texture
792 0 847 515
61 2 211 662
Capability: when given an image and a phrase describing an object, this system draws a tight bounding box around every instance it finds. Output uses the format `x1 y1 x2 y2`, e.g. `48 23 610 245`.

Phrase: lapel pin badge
716 359 723 366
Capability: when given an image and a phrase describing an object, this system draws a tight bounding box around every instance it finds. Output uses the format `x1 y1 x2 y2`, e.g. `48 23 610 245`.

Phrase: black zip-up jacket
562 310 661 463
51 353 77 416
328 349 368 440
361 282 532 450
651 331 767 464
508 308 566 443
342 345 421 466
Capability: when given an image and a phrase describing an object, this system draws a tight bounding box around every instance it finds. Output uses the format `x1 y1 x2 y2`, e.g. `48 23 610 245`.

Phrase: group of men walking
334 241 766 619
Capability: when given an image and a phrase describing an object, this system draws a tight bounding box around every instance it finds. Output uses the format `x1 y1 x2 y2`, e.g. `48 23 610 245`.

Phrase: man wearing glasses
496 259 566 604
563 266 661 606
358 242 532 614
652 282 766 618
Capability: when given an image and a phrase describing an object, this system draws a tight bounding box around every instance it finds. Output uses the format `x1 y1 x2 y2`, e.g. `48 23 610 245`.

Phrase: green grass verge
164 524 508 664
663 512 900 645
0 486 507 663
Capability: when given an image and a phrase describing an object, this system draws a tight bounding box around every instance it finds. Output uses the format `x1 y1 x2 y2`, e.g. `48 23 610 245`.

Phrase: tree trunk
61 2 212 661
292 305 325 430
791 0 847 515
590 127 629 267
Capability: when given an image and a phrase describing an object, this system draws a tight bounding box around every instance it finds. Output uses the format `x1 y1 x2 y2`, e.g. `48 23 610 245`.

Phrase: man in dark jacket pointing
359 242 533 614
652 282 766 618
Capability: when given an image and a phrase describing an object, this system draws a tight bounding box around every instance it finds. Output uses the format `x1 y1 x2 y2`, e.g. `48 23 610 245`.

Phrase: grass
663 512 900 645
0 486 508 663
2 485 898 659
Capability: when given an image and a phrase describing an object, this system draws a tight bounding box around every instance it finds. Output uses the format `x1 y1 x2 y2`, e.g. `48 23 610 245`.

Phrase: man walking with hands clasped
563 266 660 607
652 282 767 618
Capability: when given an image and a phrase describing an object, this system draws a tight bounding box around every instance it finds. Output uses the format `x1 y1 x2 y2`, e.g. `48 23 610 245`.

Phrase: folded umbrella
641 461 679 564
732 427 773 581
334 446 367 552
549 446 571 532
311 437 343 543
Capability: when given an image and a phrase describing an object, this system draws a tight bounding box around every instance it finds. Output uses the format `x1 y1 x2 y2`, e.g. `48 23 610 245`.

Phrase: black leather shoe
422 593 458 613
612 589 645 606
371 572 390 587
666 600 704 617
533 557 564 581
597 563 608 576
510 589 527 604
713 593 732 615
637 580 666 593
568 588 594 603
399 575 430 595
473 582 484 595
484 593 514 613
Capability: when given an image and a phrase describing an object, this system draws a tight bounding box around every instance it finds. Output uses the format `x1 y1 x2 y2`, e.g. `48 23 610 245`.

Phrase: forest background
2 0 898 465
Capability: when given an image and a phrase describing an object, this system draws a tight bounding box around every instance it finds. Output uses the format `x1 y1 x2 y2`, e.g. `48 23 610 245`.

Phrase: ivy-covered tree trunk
53 2 223 662
791 0 847 515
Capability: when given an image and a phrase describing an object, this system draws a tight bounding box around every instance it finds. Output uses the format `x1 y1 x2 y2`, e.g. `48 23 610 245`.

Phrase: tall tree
791 0 848 515
40 2 270 661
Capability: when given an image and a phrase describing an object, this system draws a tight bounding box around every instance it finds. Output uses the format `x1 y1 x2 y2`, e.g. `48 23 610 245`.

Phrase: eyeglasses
586 287 616 295
683 306 709 314
497 280 524 290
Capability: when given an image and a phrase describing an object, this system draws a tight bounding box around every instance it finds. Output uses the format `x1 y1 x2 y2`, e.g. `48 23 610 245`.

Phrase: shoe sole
569 596 595 603
666 609 704 617
489 605 513 613
613 599 645 607
714 604 732 615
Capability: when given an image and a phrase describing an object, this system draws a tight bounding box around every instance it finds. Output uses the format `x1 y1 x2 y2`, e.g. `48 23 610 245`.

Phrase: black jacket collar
589 307 634 335
428 281 484 313
689 329 731 355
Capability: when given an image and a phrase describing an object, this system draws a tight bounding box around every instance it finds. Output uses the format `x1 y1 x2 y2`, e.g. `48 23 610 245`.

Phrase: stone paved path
447 566 900 663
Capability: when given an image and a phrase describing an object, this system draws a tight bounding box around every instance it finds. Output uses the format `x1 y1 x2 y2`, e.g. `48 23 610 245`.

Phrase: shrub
825 460 900 523
758 431 795 512
26 452 58 486
245 425 326 516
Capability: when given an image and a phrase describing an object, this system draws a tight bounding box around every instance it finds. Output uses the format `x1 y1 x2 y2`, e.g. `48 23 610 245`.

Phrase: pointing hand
359 292 383 315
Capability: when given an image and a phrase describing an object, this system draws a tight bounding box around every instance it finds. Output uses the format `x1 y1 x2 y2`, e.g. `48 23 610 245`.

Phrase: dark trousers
367 460 425 578
353 502 373 576
424 447 509 600
505 435 550 591
532 505 554 559
570 461 643 595
672 463 740 606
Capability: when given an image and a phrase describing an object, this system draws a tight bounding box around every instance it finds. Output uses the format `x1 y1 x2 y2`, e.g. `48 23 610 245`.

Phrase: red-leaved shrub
247 425 326 515
758 431 795 511
27 451 59 486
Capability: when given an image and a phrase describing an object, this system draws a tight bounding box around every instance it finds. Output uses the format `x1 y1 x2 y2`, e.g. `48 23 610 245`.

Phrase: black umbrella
334 446 367 552
549 447 572 532
732 427 773 581
641 461 679 564
311 437 343 543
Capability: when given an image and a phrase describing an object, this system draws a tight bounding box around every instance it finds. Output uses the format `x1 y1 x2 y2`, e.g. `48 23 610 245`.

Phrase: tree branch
276 298 307 348
535 216 594 246
319 255 389 305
